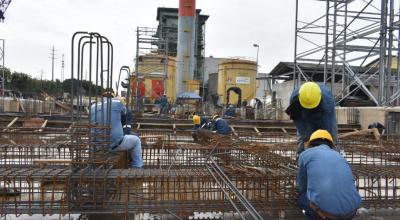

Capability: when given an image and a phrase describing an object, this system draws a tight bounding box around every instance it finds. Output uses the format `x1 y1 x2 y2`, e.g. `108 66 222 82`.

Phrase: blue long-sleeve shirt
160 96 168 108
287 84 338 152
90 98 126 145
212 118 231 135
194 116 209 130
297 145 361 215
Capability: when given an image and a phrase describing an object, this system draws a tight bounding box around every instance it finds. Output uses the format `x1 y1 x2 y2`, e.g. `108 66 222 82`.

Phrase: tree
10 72 29 92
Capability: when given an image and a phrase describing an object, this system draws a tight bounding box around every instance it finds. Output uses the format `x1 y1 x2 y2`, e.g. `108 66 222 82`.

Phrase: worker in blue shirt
90 91 143 168
297 130 361 220
211 114 231 135
286 82 338 155
193 115 209 130
224 104 235 117
159 94 168 117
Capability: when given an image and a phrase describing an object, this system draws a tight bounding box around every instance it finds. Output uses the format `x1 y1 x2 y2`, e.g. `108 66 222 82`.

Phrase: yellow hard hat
299 82 321 109
212 114 219 120
309 129 333 144
193 115 201 125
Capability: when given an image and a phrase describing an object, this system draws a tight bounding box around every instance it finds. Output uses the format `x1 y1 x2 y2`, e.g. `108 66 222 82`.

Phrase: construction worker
193 114 208 130
224 104 235 117
118 96 133 135
159 94 168 117
90 91 142 168
297 130 361 220
192 114 207 142
286 82 338 155
368 122 385 135
211 114 231 135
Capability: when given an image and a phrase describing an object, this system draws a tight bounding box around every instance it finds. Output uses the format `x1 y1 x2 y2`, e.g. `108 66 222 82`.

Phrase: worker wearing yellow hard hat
211 114 231 135
297 129 361 220
285 81 338 155
193 115 201 125
306 129 333 148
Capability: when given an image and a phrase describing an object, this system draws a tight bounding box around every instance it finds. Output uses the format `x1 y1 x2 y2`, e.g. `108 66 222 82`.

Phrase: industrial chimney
176 0 196 97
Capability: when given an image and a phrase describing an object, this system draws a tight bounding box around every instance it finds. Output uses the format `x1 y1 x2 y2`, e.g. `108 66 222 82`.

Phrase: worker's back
89 98 125 144
297 145 361 215
213 118 231 135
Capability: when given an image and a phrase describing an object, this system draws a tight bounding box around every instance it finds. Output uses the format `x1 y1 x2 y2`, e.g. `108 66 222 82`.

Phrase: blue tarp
176 92 202 100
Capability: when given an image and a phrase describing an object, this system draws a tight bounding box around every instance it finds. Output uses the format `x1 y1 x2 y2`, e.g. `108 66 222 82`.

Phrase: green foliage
62 78 103 96
0 67 103 98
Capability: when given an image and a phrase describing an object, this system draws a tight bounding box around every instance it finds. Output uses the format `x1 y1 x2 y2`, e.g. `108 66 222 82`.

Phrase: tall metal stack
176 0 196 96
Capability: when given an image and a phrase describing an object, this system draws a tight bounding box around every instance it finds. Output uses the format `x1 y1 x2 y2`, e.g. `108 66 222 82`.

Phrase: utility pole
1 39 4 97
40 70 44 89
50 46 56 81
61 54 65 82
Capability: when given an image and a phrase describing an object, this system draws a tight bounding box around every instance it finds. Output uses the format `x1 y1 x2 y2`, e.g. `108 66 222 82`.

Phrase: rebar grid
1 124 400 217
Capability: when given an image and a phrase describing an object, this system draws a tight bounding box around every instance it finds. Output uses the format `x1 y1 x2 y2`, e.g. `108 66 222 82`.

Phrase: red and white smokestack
176 0 196 96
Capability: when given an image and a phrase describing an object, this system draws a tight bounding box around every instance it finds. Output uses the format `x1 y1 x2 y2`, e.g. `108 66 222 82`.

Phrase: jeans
299 192 318 220
114 135 143 168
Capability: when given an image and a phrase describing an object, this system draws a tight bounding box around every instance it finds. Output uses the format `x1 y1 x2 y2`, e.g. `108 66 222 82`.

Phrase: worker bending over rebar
297 129 361 220
286 82 338 155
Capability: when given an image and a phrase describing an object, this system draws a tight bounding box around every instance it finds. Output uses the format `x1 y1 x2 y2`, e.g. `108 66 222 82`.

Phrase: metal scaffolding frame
0 40 4 88
133 27 172 111
294 0 400 106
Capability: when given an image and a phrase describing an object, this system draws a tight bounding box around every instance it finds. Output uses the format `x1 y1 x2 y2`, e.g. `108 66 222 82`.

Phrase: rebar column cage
294 0 400 106
70 31 115 170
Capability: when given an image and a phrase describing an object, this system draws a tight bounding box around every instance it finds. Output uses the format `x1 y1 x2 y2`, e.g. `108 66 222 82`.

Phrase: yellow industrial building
131 55 256 106
217 59 257 105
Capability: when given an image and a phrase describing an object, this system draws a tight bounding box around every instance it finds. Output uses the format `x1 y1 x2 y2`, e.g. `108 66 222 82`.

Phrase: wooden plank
67 122 75 133
281 128 288 134
33 159 72 168
254 127 261 136
339 128 381 141
2 117 19 131
37 120 48 132
33 159 72 163
18 99 25 113
55 101 71 111
137 123 141 130
230 126 238 136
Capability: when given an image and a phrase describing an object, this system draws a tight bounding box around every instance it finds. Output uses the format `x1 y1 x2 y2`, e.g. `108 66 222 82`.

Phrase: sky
0 0 325 84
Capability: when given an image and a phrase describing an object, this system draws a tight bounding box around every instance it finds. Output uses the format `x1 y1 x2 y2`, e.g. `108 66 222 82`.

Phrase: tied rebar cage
294 0 400 106
70 31 114 169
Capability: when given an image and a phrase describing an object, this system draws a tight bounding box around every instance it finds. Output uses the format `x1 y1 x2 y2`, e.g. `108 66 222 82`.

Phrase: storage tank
131 54 177 101
217 59 257 106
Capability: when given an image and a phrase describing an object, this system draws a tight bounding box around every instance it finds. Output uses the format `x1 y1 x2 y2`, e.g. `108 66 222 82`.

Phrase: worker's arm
296 155 307 193
320 85 338 143
285 88 301 120
120 100 127 122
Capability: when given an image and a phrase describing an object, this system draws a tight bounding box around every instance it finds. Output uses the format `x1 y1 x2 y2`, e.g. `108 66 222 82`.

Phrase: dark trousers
298 193 356 220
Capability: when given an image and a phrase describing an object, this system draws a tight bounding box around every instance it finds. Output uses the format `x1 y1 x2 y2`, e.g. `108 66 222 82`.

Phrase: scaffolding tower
294 0 400 106
133 27 173 111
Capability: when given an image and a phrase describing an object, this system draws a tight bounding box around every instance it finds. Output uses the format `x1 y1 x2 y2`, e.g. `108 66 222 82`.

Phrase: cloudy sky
0 0 326 83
